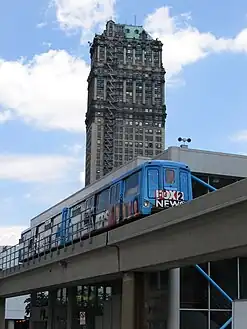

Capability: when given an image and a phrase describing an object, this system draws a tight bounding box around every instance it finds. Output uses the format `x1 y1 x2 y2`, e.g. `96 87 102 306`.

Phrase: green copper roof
123 25 153 40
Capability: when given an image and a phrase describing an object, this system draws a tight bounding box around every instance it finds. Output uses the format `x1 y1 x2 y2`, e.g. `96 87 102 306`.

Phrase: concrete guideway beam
116 200 247 271
108 175 247 246
0 246 120 297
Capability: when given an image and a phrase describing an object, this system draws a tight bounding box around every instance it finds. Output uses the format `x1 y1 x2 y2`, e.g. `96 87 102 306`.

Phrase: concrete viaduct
1 177 247 328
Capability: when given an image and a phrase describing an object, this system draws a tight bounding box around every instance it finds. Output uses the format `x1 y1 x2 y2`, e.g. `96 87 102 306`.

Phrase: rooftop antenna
134 15 137 25
178 137 191 148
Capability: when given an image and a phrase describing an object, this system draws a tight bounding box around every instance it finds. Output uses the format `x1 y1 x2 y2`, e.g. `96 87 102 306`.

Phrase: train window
116 183 120 200
110 186 116 204
86 198 93 209
110 184 120 204
71 202 84 217
124 171 140 197
165 169 175 184
148 168 159 198
96 189 109 213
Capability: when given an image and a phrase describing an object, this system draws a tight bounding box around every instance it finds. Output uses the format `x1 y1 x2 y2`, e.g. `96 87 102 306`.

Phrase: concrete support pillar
47 290 56 329
66 287 78 329
167 268 180 329
29 292 36 329
8 320 15 329
0 297 5 329
121 272 143 329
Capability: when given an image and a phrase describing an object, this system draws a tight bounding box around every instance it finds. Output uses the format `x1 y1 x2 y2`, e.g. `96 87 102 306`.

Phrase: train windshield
165 168 175 185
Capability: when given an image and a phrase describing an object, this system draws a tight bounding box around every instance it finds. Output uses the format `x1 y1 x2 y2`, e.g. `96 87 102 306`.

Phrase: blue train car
18 160 193 262
94 160 192 229
57 160 193 241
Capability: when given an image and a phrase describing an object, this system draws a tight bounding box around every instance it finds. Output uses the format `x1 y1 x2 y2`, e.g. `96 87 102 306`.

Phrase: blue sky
1 0 247 244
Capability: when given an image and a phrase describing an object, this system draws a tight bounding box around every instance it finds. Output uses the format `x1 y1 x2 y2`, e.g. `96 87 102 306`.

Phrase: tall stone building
85 20 166 186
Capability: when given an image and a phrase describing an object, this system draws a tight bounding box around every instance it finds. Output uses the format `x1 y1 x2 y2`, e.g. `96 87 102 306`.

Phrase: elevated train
18 159 193 263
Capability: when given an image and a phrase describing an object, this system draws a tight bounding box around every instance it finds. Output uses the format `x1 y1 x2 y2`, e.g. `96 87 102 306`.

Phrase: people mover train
18 160 193 262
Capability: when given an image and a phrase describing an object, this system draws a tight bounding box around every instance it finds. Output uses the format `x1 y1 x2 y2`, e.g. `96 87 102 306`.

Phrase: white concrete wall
156 146 247 178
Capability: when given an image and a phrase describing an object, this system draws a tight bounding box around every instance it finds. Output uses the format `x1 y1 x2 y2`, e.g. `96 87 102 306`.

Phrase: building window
180 258 240 329
180 263 209 309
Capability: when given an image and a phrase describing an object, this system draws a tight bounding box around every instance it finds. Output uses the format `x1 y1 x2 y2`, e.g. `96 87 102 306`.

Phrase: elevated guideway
1 177 247 297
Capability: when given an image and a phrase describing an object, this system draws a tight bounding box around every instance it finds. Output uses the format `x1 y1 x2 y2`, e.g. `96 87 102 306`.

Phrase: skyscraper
85 20 166 186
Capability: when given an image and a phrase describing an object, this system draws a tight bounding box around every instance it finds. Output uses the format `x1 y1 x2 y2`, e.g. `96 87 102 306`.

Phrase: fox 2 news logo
155 190 185 208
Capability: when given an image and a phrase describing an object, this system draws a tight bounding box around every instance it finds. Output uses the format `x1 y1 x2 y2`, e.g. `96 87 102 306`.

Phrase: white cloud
230 130 247 142
0 50 89 132
0 154 78 182
0 110 12 123
144 7 247 82
37 22 48 28
3 7 247 133
64 143 84 155
0 226 27 246
52 0 116 42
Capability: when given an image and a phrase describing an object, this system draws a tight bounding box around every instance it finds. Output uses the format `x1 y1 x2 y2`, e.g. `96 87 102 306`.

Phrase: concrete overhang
1 178 247 297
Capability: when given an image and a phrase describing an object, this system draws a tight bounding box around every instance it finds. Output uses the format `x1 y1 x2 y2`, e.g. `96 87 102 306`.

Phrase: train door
122 170 141 220
109 182 121 226
147 166 161 200
179 169 192 202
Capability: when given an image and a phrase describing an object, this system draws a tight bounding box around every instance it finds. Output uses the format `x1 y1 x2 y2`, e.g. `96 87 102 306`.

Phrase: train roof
27 158 190 230
110 160 189 184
